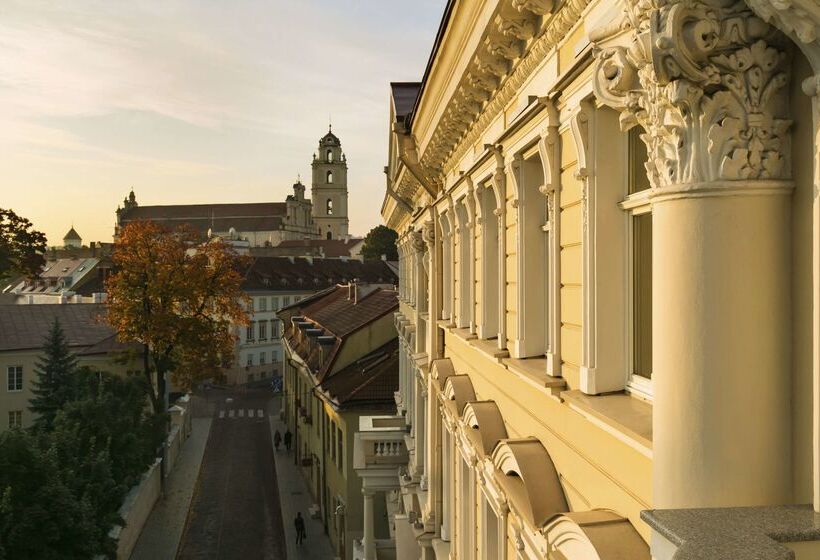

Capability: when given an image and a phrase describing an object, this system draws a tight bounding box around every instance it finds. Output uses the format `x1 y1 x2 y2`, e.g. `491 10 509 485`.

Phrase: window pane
633 213 652 378
628 127 651 195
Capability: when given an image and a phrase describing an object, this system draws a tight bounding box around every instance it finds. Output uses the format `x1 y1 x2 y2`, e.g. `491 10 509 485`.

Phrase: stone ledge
642 505 820 560
561 390 652 455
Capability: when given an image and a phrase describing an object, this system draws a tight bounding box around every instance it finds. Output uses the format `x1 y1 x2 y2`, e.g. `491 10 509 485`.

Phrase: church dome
321 126 340 146
63 226 81 241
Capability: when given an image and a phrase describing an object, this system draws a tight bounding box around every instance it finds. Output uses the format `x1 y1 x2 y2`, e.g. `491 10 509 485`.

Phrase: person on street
273 430 282 451
294 512 306 545
284 429 292 452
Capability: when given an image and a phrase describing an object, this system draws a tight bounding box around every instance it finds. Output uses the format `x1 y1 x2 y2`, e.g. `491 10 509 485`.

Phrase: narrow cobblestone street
176 388 286 560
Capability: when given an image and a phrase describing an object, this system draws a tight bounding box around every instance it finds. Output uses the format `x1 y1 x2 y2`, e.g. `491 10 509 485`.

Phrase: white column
362 490 375 560
592 0 796 509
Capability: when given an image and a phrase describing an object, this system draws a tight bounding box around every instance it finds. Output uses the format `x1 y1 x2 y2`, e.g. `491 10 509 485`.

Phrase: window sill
450 327 477 342
503 357 565 398
561 389 652 457
469 338 510 361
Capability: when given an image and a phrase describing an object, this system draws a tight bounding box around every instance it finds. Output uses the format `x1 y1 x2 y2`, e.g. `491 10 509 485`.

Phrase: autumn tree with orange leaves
106 221 249 415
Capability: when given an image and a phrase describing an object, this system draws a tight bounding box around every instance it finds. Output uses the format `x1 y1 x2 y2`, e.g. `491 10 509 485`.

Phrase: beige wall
0 348 139 433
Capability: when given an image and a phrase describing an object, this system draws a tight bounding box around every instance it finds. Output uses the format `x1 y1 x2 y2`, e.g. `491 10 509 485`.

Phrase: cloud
0 0 445 244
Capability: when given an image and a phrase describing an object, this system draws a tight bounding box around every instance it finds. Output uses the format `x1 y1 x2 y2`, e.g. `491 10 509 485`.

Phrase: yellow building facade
361 0 820 558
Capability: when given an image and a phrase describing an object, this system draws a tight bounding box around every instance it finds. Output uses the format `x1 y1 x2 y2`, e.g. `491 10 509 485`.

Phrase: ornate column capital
591 0 794 191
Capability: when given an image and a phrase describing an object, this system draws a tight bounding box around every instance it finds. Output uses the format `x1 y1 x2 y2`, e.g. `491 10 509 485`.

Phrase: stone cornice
418 0 593 182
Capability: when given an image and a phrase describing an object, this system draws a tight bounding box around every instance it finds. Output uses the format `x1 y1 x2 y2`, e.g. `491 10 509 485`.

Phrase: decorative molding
420 0 593 180
746 0 820 49
591 0 793 189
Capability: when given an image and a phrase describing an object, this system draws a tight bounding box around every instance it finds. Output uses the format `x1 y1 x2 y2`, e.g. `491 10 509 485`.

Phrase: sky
0 0 444 246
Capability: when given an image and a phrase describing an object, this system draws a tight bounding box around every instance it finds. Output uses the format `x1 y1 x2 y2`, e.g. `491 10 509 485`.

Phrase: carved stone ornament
410 230 426 254
422 220 436 248
591 0 793 189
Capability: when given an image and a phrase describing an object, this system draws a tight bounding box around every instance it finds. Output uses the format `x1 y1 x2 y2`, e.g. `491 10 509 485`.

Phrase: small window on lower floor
247 354 254 367
8 410 22 429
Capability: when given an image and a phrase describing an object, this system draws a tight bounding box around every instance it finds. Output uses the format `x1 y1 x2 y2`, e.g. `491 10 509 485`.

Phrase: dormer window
327 170 333 184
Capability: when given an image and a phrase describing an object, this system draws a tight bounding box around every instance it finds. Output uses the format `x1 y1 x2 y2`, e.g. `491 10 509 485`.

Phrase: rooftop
0 303 113 352
63 226 82 241
318 339 398 409
242 257 396 292
273 238 364 258
280 284 398 381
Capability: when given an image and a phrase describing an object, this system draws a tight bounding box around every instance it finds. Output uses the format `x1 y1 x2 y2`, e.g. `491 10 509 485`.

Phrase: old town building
115 128 352 244
279 283 400 560
227 258 398 386
353 0 820 559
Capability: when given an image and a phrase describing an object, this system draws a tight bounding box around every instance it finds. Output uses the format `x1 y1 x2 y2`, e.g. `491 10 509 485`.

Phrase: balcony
354 416 408 470
353 538 397 560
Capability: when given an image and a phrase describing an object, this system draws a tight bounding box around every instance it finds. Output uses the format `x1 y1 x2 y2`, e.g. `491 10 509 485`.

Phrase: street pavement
177 388 286 560
130 415 212 560
268 396 337 560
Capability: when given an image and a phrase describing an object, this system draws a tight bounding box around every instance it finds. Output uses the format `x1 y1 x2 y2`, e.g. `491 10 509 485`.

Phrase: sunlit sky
0 0 444 246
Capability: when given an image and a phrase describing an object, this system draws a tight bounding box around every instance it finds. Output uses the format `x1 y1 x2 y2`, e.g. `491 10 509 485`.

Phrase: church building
115 127 351 244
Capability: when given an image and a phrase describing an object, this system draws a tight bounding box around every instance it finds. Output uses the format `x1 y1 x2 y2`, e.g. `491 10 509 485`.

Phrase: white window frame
620 169 654 401
247 353 253 367
8 410 22 428
7 366 22 392
260 352 266 365
259 321 267 341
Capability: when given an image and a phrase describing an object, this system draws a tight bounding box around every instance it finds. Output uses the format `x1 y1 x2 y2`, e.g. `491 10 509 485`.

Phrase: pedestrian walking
294 512 306 545
284 429 292 452
273 430 282 451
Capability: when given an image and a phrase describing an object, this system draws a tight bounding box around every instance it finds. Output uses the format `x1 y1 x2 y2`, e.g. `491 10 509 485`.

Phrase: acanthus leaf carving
591 0 792 189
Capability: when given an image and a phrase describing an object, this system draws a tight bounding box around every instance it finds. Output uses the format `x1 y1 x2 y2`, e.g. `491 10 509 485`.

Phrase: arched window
326 199 333 215
327 149 333 163
327 170 333 184
326 230 333 240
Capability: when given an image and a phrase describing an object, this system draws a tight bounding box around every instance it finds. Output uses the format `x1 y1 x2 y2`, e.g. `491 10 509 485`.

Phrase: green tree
0 429 98 560
360 225 398 261
0 209 46 282
29 319 79 430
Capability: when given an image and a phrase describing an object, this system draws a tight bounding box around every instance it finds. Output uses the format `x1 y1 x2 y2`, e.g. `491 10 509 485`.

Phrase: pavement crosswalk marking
229 409 235 418
238 409 244 418
248 409 255 418
219 410 225 419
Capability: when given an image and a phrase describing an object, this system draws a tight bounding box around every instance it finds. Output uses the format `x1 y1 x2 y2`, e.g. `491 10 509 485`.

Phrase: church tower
311 126 349 239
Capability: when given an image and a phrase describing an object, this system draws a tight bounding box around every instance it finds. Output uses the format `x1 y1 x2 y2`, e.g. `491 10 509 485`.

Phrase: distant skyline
0 0 444 245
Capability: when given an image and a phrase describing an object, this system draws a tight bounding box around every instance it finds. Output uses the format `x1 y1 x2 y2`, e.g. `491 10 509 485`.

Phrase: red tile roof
242 258 396 292
281 285 398 381
274 238 363 258
318 339 398 409
118 203 288 235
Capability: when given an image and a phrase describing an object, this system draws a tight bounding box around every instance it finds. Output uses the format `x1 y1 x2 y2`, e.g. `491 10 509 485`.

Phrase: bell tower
311 126 349 239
